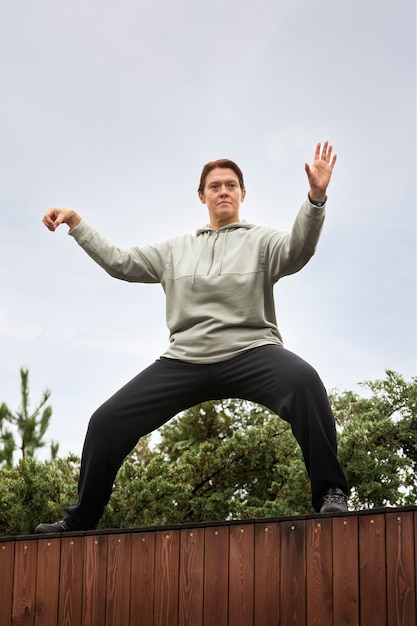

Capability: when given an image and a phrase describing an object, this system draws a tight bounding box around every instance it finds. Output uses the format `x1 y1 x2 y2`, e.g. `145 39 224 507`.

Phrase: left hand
304 141 337 202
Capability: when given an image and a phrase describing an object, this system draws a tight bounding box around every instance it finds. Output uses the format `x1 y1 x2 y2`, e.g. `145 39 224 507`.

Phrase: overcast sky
1 0 415 460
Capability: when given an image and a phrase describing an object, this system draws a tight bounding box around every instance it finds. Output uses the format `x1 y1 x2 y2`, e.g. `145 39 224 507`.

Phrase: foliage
0 367 59 467
101 406 310 529
0 456 79 536
331 370 417 508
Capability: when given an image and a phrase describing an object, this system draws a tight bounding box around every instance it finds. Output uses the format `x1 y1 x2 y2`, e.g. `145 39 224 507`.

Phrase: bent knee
291 358 327 394
88 402 115 432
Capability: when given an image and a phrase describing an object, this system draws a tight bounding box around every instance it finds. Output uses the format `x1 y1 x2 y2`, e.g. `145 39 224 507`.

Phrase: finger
42 213 52 228
321 141 330 160
42 210 60 231
42 216 56 231
314 142 321 160
325 142 331 156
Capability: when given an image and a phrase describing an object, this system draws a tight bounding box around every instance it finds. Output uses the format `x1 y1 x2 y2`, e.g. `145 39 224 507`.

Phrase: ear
198 192 206 205
241 189 246 202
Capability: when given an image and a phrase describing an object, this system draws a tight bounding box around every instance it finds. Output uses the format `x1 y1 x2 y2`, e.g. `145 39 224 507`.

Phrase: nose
219 185 229 195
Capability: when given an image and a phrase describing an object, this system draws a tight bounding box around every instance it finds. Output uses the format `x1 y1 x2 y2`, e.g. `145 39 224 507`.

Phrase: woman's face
199 167 246 229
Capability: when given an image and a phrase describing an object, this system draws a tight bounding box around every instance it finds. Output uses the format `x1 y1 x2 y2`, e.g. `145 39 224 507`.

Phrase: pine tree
0 367 58 467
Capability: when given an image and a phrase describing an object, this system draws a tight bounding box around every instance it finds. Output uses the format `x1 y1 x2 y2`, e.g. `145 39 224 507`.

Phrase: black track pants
64 345 349 529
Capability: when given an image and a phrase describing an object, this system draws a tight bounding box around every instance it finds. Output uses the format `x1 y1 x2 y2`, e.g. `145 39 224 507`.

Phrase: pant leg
214 345 349 511
64 358 216 530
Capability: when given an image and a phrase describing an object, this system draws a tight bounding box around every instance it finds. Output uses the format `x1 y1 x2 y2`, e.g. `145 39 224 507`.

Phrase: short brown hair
198 159 245 194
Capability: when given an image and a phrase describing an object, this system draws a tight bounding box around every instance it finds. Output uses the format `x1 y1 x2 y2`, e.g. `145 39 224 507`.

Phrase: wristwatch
308 195 326 207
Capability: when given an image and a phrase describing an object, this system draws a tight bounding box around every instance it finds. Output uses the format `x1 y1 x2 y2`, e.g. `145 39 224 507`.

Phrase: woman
35 141 349 533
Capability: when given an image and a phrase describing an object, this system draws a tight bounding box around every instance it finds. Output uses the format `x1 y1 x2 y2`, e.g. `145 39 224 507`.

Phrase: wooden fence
1 506 416 625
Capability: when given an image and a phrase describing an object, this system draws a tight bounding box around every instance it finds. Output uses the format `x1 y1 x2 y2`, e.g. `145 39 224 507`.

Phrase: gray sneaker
34 520 72 534
320 487 348 513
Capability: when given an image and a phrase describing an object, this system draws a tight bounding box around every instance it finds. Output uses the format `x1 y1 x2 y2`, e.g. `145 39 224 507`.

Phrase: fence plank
0 541 15 626
12 540 38 626
332 516 359 626
130 531 156 624
57 536 84 626
105 533 132 626
203 525 229 626
254 522 280 626
280 519 306 626
358 513 387 626
179 527 204 626
229 523 254 626
386 512 416 626
306 518 333 625
154 529 180 626
34 538 61 626
83 534 108 626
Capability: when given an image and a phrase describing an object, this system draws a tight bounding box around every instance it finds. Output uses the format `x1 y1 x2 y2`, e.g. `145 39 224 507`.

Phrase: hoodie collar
195 220 254 236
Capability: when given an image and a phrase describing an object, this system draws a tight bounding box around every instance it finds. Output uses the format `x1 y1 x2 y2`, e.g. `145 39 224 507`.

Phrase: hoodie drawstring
218 228 228 276
191 232 210 289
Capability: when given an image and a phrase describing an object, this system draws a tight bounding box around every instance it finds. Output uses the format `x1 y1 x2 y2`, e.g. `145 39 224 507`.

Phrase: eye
228 182 237 188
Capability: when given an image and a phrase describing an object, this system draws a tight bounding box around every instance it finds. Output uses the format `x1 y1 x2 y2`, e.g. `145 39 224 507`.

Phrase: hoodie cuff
68 218 90 242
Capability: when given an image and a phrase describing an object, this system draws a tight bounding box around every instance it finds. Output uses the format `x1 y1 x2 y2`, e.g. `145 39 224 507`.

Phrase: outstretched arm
304 141 337 203
42 208 82 232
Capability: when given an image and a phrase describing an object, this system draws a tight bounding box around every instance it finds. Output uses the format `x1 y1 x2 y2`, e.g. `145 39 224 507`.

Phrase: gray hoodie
69 196 325 363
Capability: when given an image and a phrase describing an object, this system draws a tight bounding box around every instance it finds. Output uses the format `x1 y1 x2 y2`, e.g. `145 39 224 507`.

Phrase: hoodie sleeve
264 196 326 283
69 219 168 283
